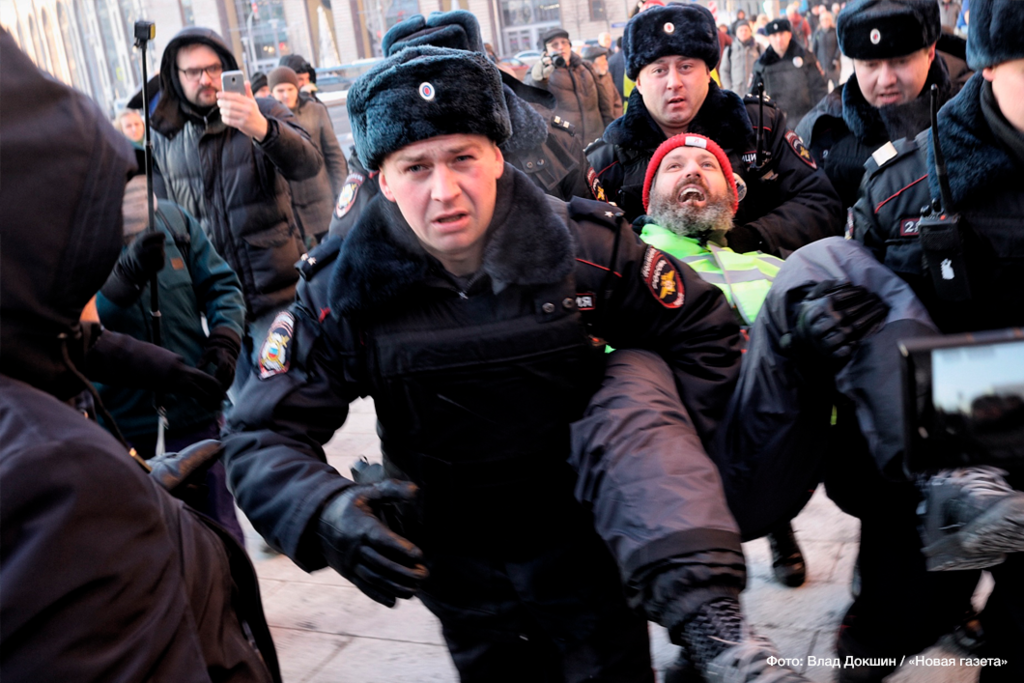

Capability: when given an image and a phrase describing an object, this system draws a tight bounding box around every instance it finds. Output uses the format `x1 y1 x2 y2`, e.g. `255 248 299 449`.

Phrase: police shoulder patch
586 166 607 202
334 173 365 218
258 311 295 379
784 131 817 169
641 247 684 308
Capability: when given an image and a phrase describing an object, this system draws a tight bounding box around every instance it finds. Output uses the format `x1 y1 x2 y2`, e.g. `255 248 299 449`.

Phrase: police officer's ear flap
733 173 747 202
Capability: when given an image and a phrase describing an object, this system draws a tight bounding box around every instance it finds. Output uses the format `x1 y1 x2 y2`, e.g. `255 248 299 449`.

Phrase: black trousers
417 523 654 683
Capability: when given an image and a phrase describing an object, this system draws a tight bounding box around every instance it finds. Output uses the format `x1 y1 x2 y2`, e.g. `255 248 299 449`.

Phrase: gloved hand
100 230 166 306
787 280 889 364
199 327 242 390
82 328 226 410
532 54 555 81
149 439 222 499
318 481 427 607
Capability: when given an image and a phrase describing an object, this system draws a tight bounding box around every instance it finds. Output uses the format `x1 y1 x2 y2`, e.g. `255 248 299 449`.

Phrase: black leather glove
318 481 427 607
199 327 242 390
100 230 166 306
148 440 223 511
787 280 890 364
725 224 763 254
82 328 225 410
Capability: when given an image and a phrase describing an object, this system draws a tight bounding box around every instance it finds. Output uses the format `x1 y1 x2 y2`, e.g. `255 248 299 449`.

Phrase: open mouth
678 186 706 204
667 97 687 106
433 211 468 227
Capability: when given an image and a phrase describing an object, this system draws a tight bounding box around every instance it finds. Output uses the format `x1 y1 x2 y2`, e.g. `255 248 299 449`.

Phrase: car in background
513 50 543 68
498 57 529 81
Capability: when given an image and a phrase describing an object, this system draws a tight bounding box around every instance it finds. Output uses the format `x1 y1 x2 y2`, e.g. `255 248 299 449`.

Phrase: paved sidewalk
245 398 989 683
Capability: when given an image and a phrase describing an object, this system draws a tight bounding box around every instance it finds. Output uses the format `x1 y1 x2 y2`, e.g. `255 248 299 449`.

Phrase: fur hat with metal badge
764 18 793 36
966 0 1024 71
623 4 720 80
836 0 940 60
347 46 512 171
382 10 485 56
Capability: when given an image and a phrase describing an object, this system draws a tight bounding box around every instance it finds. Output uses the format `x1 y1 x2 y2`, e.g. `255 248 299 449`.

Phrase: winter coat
853 72 1024 334
751 40 828 124
796 54 956 209
526 51 607 143
592 69 624 126
287 93 348 241
811 27 840 85
222 163 742 565
720 37 763 94
95 202 245 439
150 27 323 319
586 81 842 255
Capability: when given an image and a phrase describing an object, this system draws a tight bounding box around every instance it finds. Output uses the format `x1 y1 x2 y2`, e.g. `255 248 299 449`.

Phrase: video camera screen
901 331 1024 474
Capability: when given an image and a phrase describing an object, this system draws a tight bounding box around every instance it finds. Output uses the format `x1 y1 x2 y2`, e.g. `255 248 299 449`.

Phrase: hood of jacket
842 54 952 145
603 79 755 156
928 72 1021 210
151 27 239 138
329 164 574 315
0 29 136 396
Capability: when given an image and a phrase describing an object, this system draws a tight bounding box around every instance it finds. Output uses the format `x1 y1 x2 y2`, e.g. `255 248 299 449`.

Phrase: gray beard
648 187 734 244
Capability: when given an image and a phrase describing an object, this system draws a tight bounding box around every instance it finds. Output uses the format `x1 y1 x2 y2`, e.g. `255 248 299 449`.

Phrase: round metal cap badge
664 22 675 34
870 28 881 45
793 56 803 68
419 82 435 101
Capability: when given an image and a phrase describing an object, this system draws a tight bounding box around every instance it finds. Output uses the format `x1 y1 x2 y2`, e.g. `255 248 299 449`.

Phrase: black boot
768 522 806 587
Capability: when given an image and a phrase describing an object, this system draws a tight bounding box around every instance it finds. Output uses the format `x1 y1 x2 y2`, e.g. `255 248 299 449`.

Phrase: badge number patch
258 311 295 379
785 131 817 170
335 173 365 218
576 292 596 311
641 248 684 308
899 217 921 237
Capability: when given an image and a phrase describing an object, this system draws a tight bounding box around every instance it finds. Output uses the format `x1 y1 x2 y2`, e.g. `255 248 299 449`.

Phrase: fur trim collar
842 56 951 144
329 164 574 315
603 80 754 155
928 73 1020 209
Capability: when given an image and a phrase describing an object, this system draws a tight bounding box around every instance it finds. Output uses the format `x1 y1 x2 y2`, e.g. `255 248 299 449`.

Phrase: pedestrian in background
720 20 763 93
526 26 610 142
751 17 828 124
811 10 841 88
786 2 814 48
269 65 347 243
581 45 623 125
114 108 145 143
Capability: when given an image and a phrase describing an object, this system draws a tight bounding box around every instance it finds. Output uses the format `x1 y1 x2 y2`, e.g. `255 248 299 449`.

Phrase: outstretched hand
217 81 269 141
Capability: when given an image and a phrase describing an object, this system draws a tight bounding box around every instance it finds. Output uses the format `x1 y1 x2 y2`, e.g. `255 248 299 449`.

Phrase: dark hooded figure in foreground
0 29 277 683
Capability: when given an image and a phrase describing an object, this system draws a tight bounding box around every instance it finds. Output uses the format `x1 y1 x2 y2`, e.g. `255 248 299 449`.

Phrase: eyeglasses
178 64 223 82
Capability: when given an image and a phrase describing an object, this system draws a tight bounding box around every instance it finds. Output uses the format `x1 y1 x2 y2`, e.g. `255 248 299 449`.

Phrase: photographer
526 27 612 142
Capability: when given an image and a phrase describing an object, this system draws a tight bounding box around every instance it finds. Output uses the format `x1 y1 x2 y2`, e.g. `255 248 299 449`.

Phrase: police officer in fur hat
328 10 598 240
586 3 842 256
750 17 828 124
795 0 969 209
219 44 814 683
848 2 1024 676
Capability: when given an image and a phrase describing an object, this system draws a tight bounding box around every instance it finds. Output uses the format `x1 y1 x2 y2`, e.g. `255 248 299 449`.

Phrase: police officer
328 11 595 239
795 0 964 209
586 3 842 255
750 17 828 124
221 45 813 683
850 3 1024 676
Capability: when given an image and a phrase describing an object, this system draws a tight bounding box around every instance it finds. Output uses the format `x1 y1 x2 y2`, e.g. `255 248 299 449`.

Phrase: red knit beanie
642 133 738 214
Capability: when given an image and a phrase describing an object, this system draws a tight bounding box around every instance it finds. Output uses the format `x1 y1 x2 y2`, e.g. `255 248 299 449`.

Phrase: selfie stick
134 20 169 456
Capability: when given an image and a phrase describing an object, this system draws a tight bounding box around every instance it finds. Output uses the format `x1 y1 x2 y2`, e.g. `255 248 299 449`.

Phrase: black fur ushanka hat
624 4 720 80
382 10 485 56
966 0 1024 70
837 0 940 60
347 46 512 171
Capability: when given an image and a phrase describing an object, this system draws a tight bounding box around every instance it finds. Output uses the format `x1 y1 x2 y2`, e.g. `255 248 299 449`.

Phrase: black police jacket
797 53 957 210
223 164 742 565
853 73 1024 333
750 40 827 125
586 81 842 257
328 79 594 239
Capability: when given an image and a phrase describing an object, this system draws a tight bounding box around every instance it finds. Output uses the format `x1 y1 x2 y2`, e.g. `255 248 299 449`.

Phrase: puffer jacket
287 93 347 241
526 51 606 143
150 27 323 319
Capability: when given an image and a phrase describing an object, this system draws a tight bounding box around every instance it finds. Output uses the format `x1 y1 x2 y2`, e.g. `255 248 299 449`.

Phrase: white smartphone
221 70 246 94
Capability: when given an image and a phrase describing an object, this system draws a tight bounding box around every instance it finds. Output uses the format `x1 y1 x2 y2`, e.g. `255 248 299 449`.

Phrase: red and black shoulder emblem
258 311 295 379
785 131 817 170
641 247 684 309
334 173 366 218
